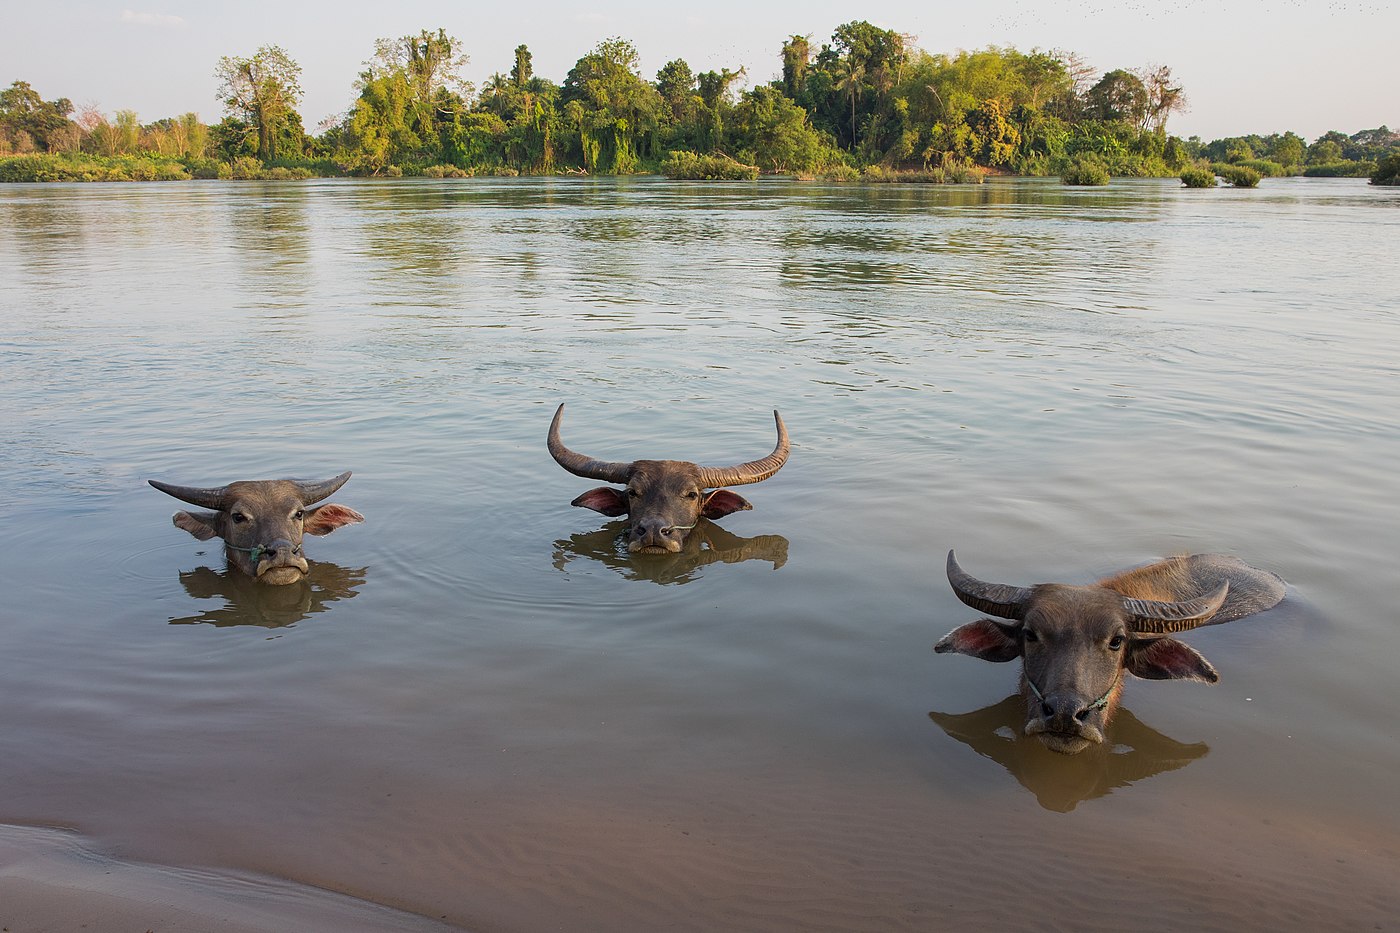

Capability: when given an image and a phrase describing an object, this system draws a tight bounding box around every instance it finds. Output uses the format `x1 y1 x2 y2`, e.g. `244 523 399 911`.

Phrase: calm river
2 176 1398 930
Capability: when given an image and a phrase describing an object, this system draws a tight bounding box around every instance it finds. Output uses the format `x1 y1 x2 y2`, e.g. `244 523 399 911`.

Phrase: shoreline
0 822 461 933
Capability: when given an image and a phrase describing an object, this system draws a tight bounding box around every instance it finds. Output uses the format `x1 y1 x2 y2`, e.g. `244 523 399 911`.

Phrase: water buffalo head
935 551 1228 755
548 404 790 555
149 472 364 585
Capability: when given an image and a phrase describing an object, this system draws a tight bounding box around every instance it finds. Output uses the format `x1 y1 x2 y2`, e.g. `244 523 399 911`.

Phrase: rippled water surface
2 176 1398 930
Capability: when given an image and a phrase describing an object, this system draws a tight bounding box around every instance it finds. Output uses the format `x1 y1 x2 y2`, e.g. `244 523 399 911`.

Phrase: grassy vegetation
659 151 760 180
1061 153 1110 185
1216 164 1261 187
1180 166 1218 188
1303 161 1376 178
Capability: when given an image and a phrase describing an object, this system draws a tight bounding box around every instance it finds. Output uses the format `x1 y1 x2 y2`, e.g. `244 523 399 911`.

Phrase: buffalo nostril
1075 708 1091 723
1041 702 1053 718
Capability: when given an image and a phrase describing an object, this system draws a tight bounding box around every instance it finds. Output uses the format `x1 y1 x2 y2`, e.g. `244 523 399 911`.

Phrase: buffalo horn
946 550 1033 620
1124 581 1230 634
293 471 353 505
147 479 230 510
547 404 634 484
695 411 790 489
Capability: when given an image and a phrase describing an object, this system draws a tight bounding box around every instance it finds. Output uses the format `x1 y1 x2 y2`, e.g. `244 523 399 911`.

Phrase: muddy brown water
2 176 1398 930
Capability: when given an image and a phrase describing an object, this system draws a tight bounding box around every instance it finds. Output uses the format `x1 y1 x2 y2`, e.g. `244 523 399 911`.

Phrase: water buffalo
548 403 789 554
149 472 364 585
935 550 1284 755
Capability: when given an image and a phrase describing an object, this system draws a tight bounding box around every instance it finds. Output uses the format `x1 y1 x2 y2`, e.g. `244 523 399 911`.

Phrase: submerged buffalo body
149 472 364 585
548 404 790 554
936 551 1284 754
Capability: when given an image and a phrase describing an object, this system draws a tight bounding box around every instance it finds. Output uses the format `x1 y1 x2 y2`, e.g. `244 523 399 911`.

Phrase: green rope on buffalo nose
225 543 267 563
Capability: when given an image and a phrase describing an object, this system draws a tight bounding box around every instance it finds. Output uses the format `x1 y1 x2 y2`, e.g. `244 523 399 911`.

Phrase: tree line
1 23 1395 183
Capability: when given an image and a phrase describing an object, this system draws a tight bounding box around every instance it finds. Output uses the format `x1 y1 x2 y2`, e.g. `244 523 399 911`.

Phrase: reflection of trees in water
170 560 366 628
227 185 311 274
553 519 788 585
929 695 1208 813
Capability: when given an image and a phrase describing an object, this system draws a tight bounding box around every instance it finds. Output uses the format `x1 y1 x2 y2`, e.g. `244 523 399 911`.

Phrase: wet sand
0 824 457 933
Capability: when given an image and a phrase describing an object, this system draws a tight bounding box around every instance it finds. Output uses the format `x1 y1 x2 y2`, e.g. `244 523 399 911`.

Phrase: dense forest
1 23 1396 184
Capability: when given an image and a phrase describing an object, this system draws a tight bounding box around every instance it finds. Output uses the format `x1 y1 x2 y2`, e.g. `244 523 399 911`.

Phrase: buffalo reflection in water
553 519 788 585
170 560 366 628
929 695 1208 812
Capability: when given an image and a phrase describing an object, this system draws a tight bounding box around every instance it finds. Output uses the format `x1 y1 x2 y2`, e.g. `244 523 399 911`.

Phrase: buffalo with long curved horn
149 472 364 585
548 403 790 554
936 550 1284 754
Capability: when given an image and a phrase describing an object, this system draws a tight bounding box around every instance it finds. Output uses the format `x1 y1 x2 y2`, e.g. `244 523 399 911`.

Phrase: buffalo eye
1108 634 1125 651
231 512 249 524
293 509 305 521
684 490 699 499
1022 629 1039 644
626 488 640 498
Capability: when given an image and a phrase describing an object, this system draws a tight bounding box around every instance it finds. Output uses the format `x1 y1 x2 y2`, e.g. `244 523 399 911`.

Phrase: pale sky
4 0 1395 143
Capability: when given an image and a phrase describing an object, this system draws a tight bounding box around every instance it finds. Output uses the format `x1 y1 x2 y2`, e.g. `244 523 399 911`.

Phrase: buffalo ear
702 489 753 519
1127 636 1219 683
172 510 220 541
571 487 629 517
304 503 365 536
935 618 1023 663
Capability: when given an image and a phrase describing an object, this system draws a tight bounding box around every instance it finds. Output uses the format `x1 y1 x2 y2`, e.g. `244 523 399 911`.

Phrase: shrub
659 151 759 180
818 163 862 181
1372 153 1400 185
229 156 263 180
1303 161 1375 178
0 155 46 182
866 163 985 184
1061 153 1110 186
1181 166 1217 188
944 163 987 184
1218 165 1261 187
1237 158 1287 177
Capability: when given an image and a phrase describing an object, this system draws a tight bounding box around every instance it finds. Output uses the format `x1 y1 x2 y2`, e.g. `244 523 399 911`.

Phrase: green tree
114 109 141 154
367 29 469 102
0 80 74 152
965 98 1020 166
656 59 697 124
1270 131 1305 168
215 45 303 161
1084 69 1148 127
343 29 470 170
512 45 533 88
781 35 811 100
732 84 838 174
1307 138 1343 165
561 37 661 173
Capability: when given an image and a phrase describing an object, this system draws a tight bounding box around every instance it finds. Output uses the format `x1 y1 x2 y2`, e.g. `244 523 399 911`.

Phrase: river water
1 176 1397 930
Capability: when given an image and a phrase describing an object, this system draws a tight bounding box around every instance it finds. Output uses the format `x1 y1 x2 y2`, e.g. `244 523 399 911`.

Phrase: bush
860 165 983 184
1218 165 1261 187
0 152 193 183
1061 153 1110 186
1237 158 1287 177
423 164 472 178
229 156 263 180
1372 153 1400 185
659 151 759 180
818 163 862 181
1181 166 1217 188
1303 161 1375 178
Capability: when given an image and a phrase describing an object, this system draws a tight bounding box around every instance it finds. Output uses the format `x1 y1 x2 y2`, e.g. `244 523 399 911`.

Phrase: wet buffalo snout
631 518 683 551
1040 691 1094 733
263 538 303 565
